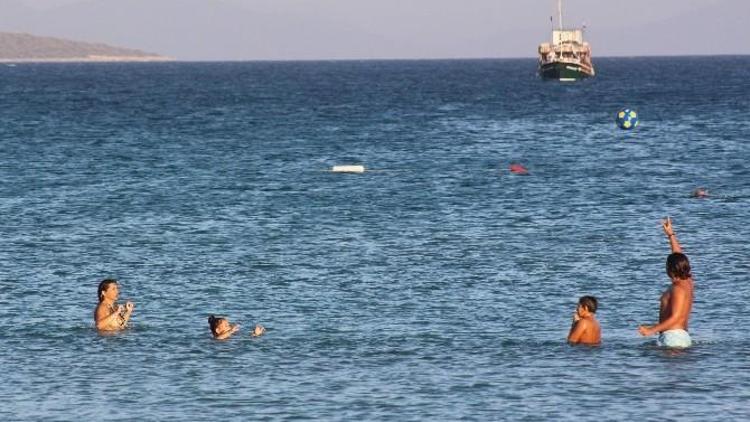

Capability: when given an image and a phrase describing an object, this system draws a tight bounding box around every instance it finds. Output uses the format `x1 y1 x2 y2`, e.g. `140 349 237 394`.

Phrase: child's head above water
578 296 598 314
208 315 230 337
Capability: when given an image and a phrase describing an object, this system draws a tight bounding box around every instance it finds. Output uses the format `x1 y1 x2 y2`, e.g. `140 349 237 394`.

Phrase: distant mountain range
0 32 169 62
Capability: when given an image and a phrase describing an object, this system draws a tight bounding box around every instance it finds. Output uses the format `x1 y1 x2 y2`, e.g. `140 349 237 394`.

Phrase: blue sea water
1 57 749 421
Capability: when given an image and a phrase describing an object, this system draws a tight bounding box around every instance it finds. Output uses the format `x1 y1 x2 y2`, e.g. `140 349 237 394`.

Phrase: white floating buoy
331 165 366 173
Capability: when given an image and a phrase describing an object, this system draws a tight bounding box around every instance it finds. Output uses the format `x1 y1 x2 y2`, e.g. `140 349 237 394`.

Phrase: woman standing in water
94 279 135 331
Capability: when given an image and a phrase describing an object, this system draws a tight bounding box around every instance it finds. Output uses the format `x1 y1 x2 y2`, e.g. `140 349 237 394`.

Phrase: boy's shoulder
580 316 598 326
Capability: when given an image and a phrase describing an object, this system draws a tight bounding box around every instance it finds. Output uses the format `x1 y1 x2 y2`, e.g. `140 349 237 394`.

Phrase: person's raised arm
662 217 682 254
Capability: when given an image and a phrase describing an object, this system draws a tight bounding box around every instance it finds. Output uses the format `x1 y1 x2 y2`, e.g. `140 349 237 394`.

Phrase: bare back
658 279 694 332
568 317 601 345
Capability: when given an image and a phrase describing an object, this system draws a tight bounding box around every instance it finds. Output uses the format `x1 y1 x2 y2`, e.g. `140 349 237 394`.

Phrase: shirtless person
568 296 601 345
94 279 135 331
208 315 241 340
208 315 265 340
638 218 694 348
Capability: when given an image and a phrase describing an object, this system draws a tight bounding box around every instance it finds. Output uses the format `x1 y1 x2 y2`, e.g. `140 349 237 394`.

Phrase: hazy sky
3 0 748 60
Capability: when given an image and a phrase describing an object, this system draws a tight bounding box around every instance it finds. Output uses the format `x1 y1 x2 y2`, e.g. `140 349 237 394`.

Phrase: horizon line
3 53 747 64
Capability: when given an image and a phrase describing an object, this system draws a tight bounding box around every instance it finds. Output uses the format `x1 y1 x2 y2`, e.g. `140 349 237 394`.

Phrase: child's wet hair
578 296 598 313
208 315 226 336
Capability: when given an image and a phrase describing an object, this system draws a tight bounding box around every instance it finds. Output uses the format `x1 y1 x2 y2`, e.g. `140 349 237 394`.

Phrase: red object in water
509 164 529 175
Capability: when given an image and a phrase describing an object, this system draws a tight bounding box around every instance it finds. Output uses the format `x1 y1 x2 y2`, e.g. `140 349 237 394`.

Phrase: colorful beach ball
616 108 639 130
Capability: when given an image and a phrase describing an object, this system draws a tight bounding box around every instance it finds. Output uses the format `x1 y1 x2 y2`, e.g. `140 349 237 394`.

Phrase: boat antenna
558 0 564 30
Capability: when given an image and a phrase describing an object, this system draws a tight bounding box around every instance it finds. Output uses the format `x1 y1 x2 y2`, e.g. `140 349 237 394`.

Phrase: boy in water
208 315 265 340
638 218 694 348
568 296 601 345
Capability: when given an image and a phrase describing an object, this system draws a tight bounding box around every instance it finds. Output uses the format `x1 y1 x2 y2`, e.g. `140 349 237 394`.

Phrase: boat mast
556 0 564 59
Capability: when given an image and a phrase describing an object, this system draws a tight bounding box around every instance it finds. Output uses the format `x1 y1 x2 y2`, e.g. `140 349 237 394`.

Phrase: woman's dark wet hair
578 296 598 313
208 315 226 336
97 279 118 302
666 252 692 279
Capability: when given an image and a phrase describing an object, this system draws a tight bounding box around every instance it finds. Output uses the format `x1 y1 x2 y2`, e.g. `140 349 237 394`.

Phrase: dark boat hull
539 61 594 81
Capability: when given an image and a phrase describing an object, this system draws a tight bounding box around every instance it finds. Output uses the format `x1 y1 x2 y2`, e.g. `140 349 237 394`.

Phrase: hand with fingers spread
251 324 266 337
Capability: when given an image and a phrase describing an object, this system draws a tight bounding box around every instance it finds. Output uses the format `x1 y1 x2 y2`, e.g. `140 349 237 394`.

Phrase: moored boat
538 0 595 81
